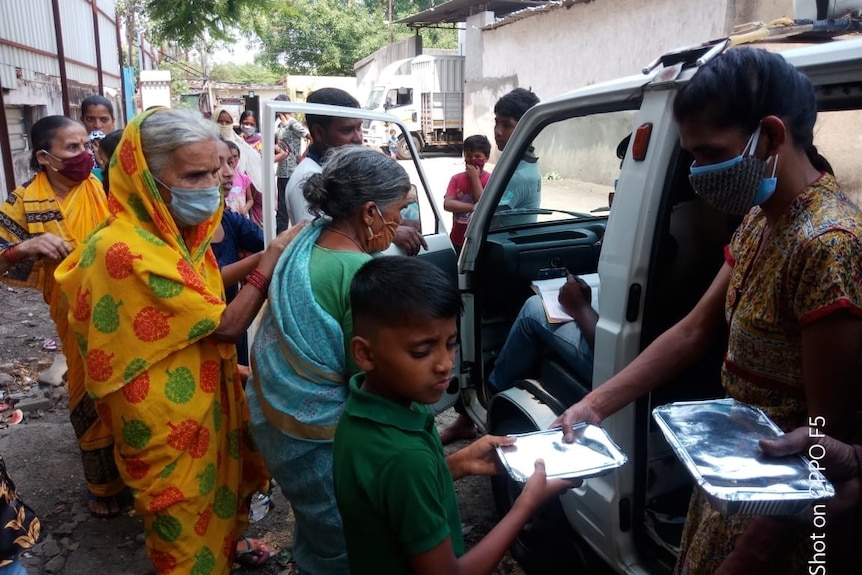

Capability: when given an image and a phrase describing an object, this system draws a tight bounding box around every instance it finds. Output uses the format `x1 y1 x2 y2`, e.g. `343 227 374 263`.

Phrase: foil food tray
496 423 627 483
652 398 834 516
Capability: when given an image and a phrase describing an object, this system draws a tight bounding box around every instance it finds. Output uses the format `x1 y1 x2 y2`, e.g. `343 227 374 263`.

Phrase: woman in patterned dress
0 116 126 518
554 47 862 574
55 108 297 574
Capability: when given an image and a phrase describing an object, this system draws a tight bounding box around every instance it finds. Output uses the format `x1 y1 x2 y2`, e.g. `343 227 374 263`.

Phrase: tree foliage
125 0 275 49
158 59 195 97
252 0 457 76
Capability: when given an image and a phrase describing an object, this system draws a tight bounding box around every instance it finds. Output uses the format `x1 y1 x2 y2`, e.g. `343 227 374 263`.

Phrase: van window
386 88 412 108
491 109 638 228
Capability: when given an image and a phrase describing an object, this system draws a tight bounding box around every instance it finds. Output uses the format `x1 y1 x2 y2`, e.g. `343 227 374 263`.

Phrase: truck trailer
363 54 465 159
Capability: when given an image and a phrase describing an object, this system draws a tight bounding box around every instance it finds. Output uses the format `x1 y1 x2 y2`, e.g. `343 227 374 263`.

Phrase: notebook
530 273 600 324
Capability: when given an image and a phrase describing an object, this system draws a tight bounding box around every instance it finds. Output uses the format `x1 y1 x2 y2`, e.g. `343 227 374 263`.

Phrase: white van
450 37 862 573
259 34 862 573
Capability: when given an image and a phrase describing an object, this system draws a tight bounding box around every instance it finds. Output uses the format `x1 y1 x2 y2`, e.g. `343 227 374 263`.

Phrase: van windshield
491 108 639 229
365 87 384 110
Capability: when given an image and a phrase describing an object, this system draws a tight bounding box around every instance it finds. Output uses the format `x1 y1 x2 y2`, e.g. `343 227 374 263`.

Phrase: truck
362 54 464 160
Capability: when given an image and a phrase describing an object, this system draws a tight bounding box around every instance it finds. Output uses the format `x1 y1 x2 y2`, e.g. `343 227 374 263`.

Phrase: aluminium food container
652 398 834 515
496 423 627 483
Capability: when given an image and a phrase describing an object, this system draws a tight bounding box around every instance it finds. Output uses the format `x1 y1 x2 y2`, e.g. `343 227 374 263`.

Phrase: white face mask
218 125 235 139
241 125 256 137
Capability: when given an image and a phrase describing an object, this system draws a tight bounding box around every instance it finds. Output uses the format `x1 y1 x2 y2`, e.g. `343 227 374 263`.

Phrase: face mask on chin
365 205 399 253
688 124 778 216
43 150 94 183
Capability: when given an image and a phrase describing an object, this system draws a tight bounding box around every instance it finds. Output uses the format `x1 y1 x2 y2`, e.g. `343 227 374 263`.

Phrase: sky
210 42 259 65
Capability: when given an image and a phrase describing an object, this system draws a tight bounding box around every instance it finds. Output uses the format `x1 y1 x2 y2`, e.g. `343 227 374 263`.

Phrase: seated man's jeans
0 560 28 575
489 295 593 393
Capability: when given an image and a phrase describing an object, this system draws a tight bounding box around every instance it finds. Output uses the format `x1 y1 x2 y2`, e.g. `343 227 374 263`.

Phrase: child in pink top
224 141 254 218
443 135 492 250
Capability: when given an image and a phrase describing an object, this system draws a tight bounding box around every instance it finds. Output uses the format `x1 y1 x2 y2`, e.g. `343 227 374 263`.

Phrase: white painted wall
466 0 796 160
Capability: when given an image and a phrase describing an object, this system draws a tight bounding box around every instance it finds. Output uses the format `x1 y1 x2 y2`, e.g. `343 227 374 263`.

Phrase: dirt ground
0 286 524 575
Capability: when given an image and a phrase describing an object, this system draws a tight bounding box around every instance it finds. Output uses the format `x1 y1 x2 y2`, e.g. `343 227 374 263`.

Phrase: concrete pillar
463 11 495 144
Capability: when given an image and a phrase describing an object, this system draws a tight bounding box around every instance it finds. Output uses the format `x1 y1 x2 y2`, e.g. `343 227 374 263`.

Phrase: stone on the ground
17 396 52 413
37 354 67 387
44 554 65 574
0 372 12 386
36 537 61 557
0 363 13 374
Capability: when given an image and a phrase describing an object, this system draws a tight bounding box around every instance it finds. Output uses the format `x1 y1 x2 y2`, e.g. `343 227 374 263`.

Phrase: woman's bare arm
554 263 731 439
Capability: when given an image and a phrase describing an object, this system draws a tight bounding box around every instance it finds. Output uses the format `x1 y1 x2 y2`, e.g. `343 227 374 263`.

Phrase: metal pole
0 75 18 198
91 0 104 94
388 0 393 44
127 1 136 68
115 2 127 124
50 0 71 116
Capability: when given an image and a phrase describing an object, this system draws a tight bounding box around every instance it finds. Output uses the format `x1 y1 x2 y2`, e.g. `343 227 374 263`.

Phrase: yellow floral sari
55 109 267 575
0 172 119 500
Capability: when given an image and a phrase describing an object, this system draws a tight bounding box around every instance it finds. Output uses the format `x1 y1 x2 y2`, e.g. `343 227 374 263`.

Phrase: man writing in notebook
441 273 599 443
489 274 598 393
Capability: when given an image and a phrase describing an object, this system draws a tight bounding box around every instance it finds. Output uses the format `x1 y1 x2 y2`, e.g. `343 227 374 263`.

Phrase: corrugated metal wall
0 0 58 88
60 0 99 87
1 0 123 97
98 10 121 86
0 0 125 198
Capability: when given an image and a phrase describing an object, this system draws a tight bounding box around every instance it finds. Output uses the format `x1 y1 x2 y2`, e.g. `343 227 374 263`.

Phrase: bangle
3 244 24 265
246 269 270 293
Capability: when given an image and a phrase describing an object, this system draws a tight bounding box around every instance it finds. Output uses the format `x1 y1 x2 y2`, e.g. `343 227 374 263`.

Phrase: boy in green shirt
333 256 577 574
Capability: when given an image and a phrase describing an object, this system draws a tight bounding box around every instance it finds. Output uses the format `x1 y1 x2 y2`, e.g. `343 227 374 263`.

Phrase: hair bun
303 172 329 217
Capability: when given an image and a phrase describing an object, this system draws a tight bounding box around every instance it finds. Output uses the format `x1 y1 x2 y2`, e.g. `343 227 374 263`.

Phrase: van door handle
626 283 642 322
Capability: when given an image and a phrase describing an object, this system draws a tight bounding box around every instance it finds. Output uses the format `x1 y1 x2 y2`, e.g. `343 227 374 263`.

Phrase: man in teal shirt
441 87 543 444
494 88 541 216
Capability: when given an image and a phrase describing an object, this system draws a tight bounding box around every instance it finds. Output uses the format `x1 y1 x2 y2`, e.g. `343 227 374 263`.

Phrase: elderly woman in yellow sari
55 107 295 574
0 115 125 518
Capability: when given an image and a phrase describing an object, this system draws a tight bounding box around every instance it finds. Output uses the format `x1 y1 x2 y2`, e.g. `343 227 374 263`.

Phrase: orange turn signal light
632 123 652 161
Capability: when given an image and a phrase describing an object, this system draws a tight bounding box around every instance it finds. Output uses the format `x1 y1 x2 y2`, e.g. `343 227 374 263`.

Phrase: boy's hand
516 459 580 511
465 162 481 179
447 435 515 479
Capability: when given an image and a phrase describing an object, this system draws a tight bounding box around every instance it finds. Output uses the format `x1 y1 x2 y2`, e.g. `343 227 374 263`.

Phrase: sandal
235 536 270 568
87 487 134 519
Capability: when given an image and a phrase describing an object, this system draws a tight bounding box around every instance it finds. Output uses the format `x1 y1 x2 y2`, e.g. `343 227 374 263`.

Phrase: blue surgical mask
688 124 778 215
753 155 778 205
155 179 221 226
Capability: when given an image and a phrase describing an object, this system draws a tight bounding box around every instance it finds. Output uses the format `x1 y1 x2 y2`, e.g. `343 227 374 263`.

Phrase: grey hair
303 145 410 220
140 108 220 178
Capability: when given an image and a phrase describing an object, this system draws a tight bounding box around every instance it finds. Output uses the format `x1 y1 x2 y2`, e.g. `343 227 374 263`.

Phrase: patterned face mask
688 125 777 216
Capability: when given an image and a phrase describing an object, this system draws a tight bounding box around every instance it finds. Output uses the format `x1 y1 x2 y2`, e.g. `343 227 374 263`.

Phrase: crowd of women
0 46 859 575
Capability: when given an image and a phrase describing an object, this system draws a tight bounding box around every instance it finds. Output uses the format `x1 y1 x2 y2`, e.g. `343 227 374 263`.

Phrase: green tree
134 0 275 49
253 0 456 75
253 0 382 75
159 59 196 101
